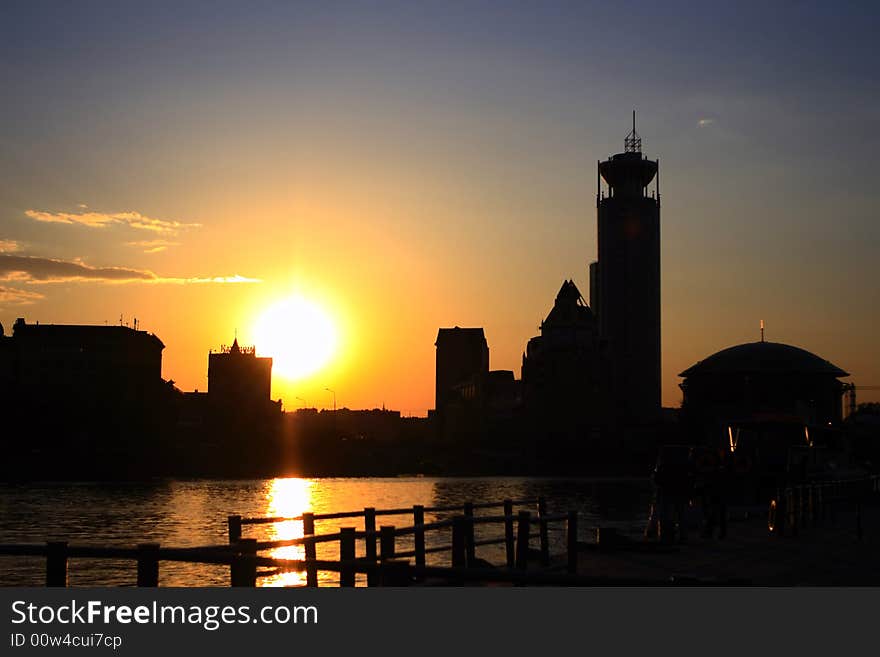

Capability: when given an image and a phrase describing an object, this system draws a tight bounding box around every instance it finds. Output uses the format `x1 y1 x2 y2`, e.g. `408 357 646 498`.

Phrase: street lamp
295 396 308 408
325 387 336 412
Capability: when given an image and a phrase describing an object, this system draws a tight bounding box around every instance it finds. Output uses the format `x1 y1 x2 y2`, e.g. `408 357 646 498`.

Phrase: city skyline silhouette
1 1 878 417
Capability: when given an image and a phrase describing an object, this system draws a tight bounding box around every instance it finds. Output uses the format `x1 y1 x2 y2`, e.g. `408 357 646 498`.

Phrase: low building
679 340 850 484
679 340 849 430
0 317 175 479
2 316 165 411
434 327 489 415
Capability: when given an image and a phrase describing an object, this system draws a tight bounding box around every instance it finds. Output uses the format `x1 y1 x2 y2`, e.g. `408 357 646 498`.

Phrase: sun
252 295 339 381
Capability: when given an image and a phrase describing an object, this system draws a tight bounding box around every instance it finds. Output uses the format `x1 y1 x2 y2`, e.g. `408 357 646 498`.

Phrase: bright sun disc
252 296 338 381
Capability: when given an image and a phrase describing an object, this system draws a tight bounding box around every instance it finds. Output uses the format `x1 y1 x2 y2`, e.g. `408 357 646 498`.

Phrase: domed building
678 339 854 496
679 340 850 474
679 341 849 426
680 340 848 428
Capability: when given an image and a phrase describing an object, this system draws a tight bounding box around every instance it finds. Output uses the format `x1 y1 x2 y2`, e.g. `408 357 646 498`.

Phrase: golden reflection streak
261 478 313 587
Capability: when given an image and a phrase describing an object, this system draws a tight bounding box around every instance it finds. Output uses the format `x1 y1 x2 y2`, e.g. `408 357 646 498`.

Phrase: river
0 477 652 586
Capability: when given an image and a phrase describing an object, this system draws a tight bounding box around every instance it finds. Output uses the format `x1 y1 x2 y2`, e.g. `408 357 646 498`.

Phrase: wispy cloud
0 239 22 253
0 285 44 305
0 254 157 283
125 239 182 254
24 209 201 235
170 275 262 284
697 117 716 128
0 254 260 285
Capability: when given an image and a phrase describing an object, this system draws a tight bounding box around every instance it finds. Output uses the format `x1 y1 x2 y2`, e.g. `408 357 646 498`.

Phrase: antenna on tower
625 110 642 153
760 319 765 342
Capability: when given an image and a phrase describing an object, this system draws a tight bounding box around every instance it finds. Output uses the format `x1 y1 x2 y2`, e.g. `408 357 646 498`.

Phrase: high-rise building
434 327 489 414
594 114 661 423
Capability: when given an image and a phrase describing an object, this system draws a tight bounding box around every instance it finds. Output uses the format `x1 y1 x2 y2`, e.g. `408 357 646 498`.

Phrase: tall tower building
592 113 661 423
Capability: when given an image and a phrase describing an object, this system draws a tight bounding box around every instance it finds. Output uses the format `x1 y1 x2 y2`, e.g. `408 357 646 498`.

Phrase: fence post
46 541 68 587
227 515 242 544
504 499 515 568
413 505 426 573
230 538 257 587
302 512 317 587
364 508 377 562
136 543 160 587
451 516 467 568
340 527 356 587
566 511 578 575
538 497 550 566
380 526 396 561
366 562 379 588
516 511 531 570
463 502 476 566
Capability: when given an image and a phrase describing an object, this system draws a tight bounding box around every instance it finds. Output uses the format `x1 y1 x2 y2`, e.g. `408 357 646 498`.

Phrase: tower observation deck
592 112 661 424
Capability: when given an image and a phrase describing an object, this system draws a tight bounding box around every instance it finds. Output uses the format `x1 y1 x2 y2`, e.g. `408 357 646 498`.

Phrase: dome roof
679 341 848 378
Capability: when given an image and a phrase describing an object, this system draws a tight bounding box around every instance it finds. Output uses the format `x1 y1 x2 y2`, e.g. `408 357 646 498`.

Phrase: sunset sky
2 1 878 414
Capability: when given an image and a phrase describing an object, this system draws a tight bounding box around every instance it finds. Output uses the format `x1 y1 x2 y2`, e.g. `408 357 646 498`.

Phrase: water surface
0 477 652 586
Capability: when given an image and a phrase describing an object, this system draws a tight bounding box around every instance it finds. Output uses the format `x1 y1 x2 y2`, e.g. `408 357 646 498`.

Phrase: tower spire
625 110 642 153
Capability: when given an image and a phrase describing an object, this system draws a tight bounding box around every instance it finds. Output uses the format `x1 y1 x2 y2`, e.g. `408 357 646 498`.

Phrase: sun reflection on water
261 478 313 587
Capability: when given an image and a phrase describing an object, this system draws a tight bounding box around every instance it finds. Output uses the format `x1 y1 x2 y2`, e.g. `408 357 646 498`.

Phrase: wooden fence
0 497 589 587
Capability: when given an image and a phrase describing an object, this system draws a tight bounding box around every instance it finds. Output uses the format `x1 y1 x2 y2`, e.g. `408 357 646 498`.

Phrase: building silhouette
678 338 853 496
679 340 849 434
0 316 165 411
434 327 489 415
0 317 175 479
208 337 273 408
521 279 604 434
431 118 665 463
591 113 661 424
172 336 281 477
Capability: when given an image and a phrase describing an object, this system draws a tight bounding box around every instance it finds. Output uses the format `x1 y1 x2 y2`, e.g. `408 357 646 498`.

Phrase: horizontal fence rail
0 498 587 587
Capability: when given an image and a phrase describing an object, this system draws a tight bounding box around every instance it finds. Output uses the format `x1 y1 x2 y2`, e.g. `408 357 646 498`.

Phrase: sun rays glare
252 295 339 381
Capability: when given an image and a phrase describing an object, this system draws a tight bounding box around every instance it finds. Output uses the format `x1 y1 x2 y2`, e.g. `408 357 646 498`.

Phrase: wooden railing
226 497 578 586
0 498 591 587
